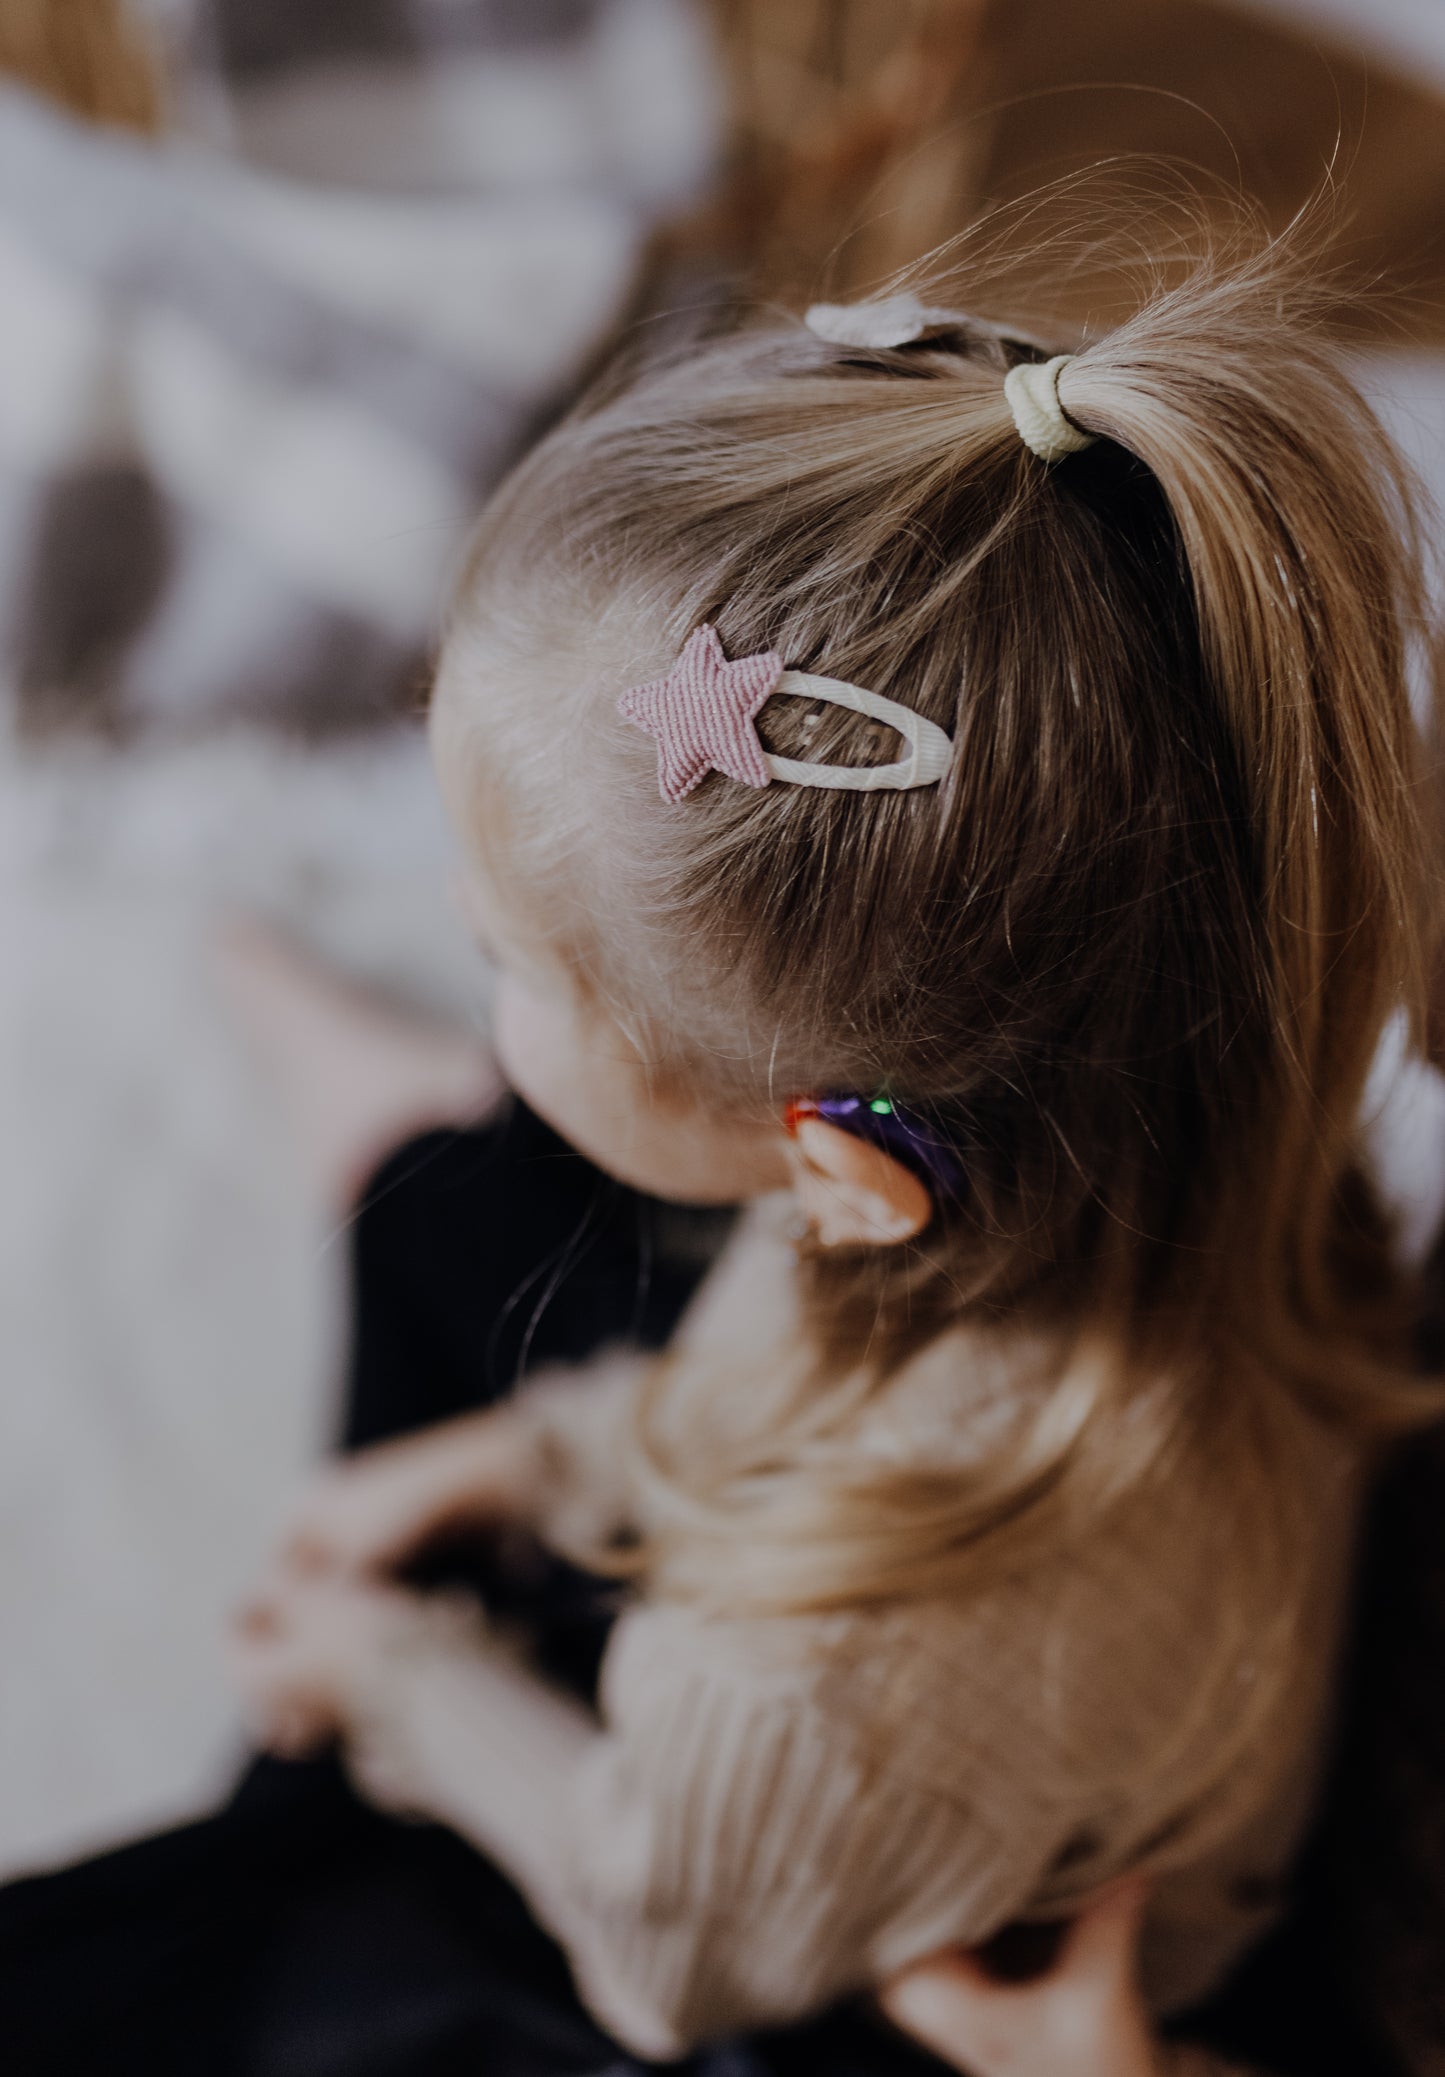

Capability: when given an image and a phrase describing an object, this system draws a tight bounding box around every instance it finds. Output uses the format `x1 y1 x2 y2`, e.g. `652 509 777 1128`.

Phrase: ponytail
1051 259 1430 1403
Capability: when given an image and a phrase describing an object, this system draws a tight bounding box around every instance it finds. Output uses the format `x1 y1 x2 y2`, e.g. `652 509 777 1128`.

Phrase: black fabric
0 1755 619 2077
0 1754 949 2077
346 1098 758 1700
346 1102 707 1446
343 1105 725 1698
1168 1856 1395 2077
1315 1427 1445 2076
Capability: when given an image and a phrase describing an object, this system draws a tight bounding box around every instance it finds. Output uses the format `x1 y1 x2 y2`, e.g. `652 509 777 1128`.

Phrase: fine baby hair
435 226 1439 1637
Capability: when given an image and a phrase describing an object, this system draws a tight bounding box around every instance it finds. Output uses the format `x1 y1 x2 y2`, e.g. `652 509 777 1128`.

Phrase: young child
235 249 1443 2064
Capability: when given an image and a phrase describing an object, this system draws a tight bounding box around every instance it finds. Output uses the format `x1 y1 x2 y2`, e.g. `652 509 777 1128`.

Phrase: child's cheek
491 973 568 1116
491 973 624 1160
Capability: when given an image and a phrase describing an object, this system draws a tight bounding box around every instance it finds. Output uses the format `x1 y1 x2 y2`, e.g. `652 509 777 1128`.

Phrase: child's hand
232 1571 498 1816
231 1570 421 1760
279 1407 539 1582
879 1880 1159 2077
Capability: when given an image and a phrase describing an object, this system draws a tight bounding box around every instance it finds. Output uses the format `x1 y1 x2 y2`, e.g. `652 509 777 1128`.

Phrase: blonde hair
441 222 1443 1682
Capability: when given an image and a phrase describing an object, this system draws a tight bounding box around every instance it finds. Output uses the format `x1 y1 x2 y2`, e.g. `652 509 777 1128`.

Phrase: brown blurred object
698 0 995 303
695 0 1445 339
0 0 163 132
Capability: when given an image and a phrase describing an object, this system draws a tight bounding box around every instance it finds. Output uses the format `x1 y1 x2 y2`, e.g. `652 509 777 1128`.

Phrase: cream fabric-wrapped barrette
806 295 1097 465
804 292 968 351
618 625 954 804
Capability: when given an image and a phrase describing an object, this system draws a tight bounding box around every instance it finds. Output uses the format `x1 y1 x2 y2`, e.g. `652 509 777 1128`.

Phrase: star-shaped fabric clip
618 624 784 803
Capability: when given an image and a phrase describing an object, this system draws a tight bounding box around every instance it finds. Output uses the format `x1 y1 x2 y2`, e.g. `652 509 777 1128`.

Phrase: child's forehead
440 606 669 703
432 609 688 835
454 854 569 983
431 631 565 803
431 622 631 969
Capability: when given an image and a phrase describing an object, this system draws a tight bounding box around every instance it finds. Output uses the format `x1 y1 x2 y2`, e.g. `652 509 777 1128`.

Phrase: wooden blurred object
0 0 162 132
696 0 995 301
695 0 1445 338
977 0 1445 339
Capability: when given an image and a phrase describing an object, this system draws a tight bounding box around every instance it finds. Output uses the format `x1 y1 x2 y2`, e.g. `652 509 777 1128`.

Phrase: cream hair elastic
1003 355 1096 462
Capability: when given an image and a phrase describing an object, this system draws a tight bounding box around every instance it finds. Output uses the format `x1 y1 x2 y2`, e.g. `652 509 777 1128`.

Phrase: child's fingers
230 1615 341 1754
280 1457 449 1578
879 1880 1158 2077
878 1949 1000 2056
234 1595 284 1638
280 1482 375 1575
230 1572 419 1719
1055 1875 1151 1983
282 1527 340 1575
260 1698 332 1759
238 1680 336 1758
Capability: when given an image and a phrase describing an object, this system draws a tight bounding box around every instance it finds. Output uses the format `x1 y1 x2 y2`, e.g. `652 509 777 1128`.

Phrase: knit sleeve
551 1605 1069 2055
509 1349 650 1564
343 1594 1067 2060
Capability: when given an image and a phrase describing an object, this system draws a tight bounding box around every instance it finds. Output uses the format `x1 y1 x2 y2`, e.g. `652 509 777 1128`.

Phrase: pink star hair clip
618 625 954 805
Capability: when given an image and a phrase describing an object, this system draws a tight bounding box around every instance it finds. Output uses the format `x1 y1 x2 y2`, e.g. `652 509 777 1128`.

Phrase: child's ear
783 1115 932 1247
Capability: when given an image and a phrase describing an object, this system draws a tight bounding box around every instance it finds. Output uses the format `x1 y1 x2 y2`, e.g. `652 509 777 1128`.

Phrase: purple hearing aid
785 1093 967 1200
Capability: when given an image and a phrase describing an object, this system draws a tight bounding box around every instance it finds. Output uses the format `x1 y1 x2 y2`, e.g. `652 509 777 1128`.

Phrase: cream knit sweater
341 1204 1359 2064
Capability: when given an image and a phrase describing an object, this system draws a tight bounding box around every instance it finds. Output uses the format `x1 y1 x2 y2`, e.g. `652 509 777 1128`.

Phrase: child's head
433 237 1433 1428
